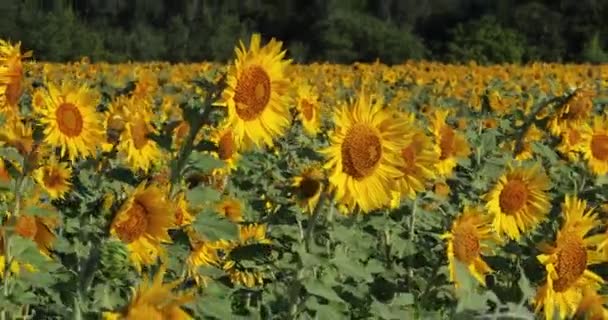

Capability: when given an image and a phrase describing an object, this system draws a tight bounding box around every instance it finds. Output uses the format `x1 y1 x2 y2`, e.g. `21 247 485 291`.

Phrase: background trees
1 0 607 64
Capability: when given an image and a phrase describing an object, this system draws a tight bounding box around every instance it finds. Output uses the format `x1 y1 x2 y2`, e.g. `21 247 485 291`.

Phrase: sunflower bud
100 239 130 279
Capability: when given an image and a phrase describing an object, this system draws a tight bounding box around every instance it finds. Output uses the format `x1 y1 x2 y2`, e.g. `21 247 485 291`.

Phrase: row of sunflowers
0 34 608 319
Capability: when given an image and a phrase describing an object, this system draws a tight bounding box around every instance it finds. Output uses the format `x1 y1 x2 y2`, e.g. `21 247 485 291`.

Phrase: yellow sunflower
36 81 104 161
292 164 324 214
581 115 608 175
0 112 34 156
110 183 172 271
485 163 552 240
33 158 72 200
321 92 411 213
441 206 495 288
558 123 590 162
221 224 271 288
118 108 163 172
217 33 292 150
173 191 195 228
534 195 607 320
575 286 608 320
429 109 471 177
209 124 239 171
394 120 440 200
104 265 194 320
216 197 244 223
548 88 595 136
513 124 544 161
295 83 321 136
186 239 234 286
0 40 31 109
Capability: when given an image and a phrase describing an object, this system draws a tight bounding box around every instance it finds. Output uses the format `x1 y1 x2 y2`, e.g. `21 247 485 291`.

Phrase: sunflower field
0 33 608 320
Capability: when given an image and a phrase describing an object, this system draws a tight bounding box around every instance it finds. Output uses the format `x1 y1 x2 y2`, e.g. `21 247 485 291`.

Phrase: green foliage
446 16 526 64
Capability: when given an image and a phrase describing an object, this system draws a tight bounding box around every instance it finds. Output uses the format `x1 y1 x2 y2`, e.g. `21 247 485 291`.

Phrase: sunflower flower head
110 183 173 271
36 81 104 161
581 115 608 176
534 195 607 320
109 265 194 319
33 158 72 200
0 40 32 109
441 206 495 288
429 109 471 177
295 83 322 136
217 33 292 150
321 91 412 213
485 163 552 241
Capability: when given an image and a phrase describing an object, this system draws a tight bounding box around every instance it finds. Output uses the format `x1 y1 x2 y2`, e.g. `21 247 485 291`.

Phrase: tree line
1 0 607 64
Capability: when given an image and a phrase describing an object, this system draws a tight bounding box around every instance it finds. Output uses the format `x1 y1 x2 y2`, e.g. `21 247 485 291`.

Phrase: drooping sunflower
441 206 495 288
117 106 163 173
394 120 440 201
295 83 322 136
221 224 271 288
429 109 471 177
217 33 292 150
548 88 595 136
534 195 607 320
36 81 104 161
321 92 411 213
104 265 194 320
33 158 72 200
485 163 552 240
581 115 608 176
0 40 31 110
292 164 325 214
110 183 173 271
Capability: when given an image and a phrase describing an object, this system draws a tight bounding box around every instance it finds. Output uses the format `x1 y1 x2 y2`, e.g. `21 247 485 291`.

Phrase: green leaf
331 246 373 282
392 293 414 306
22 205 57 217
531 142 559 164
517 266 534 303
305 299 346 319
188 152 225 174
192 208 238 241
0 147 24 168
303 278 343 303
187 186 221 207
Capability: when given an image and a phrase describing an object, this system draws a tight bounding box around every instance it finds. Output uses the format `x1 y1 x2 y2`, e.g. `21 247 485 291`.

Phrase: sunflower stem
513 93 572 155
408 198 418 280
1 167 26 320
304 185 330 252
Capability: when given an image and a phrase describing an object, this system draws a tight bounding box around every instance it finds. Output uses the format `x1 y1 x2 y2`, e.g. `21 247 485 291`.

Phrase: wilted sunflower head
291 164 325 213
